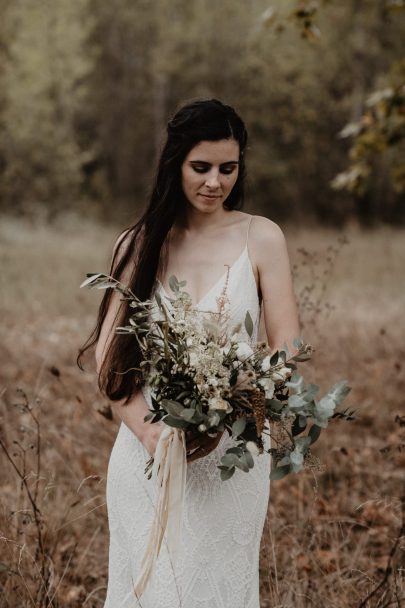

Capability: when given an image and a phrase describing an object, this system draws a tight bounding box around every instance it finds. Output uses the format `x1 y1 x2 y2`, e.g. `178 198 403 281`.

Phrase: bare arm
95 231 163 457
251 217 301 355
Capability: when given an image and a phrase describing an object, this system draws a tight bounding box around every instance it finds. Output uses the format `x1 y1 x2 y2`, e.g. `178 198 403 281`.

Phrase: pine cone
251 390 266 438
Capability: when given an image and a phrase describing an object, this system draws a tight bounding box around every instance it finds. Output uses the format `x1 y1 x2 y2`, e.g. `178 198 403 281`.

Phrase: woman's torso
157 211 260 308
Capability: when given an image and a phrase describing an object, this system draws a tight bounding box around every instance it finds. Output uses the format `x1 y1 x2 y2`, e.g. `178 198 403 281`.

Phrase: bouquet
82 272 353 480
82 271 354 596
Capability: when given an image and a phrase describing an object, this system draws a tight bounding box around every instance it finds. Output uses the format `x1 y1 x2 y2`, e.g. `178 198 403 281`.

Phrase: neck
177 205 232 234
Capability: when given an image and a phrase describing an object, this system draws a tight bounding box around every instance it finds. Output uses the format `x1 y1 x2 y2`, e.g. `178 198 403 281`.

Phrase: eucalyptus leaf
220 467 236 481
221 452 249 472
168 275 179 293
308 424 322 444
234 456 249 473
151 397 160 411
225 447 243 456
162 415 189 429
161 399 184 416
292 414 307 436
270 464 291 480
288 393 309 410
244 311 253 338
244 449 254 468
270 350 279 366
265 398 283 412
232 417 247 438
290 449 304 468
221 453 241 468
295 435 312 450
293 353 312 362
80 273 103 288
239 451 254 470
154 291 162 307
96 281 118 290
285 372 305 393
180 408 197 422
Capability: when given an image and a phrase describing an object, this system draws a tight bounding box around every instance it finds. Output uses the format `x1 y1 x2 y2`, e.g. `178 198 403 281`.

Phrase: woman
79 98 300 607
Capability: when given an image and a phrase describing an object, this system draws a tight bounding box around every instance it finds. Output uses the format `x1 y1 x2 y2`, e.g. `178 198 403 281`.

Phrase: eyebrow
189 160 239 166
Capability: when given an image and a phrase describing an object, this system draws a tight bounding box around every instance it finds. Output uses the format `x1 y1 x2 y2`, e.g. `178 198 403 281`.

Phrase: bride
79 98 300 607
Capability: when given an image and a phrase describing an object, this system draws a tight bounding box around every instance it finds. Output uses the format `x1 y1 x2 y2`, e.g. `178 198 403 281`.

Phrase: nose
205 169 221 190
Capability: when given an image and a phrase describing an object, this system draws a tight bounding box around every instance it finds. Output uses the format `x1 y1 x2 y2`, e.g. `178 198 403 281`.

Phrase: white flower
261 355 271 372
189 351 199 368
220 344 232 357
208 397 232 413
235 342 253 362
246 441 260 456
270 366 292 383
258 377 275 399
198 423 207 432
186 337 193 347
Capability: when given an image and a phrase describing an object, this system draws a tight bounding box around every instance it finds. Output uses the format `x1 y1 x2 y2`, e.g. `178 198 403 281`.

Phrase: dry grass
0 214 404 607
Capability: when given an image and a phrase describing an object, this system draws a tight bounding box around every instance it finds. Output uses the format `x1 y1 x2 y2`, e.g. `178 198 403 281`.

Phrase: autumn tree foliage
0 0 403 225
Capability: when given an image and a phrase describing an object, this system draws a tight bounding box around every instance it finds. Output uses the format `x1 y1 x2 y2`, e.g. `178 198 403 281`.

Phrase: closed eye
191 163 238 175
220 167 237 175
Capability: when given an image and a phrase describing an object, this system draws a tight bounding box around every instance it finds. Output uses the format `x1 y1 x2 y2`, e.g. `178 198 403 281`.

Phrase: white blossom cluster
162 294 233 412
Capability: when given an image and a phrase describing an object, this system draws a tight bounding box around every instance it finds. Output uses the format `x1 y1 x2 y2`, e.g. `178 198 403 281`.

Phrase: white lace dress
104 226 271 608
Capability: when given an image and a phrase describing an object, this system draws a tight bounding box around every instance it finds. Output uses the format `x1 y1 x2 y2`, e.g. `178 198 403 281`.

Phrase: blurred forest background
1 1 405 607
0 0 404 226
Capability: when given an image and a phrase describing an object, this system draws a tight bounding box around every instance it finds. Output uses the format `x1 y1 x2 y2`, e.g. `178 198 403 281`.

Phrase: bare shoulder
110 226 140 281
112 227 132 258
249 215 288 260
249 215 291 293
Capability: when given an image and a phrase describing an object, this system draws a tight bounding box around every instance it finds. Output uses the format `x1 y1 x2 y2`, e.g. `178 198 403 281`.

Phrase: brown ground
0 214 404 607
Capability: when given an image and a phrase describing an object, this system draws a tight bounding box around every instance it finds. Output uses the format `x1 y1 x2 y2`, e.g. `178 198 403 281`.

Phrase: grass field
0 214 404 607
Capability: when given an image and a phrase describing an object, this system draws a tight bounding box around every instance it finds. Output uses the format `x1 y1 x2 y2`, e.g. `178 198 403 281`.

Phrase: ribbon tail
133 427 186 599
166 428 187 559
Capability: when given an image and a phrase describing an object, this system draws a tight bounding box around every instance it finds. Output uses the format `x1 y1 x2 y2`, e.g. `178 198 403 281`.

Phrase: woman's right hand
143 423 164 457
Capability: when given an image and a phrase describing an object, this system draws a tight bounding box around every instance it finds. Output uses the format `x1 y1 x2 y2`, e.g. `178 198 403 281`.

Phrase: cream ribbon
133 426 187 599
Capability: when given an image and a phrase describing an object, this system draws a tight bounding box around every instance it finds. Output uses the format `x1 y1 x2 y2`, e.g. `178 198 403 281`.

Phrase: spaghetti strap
245 215 254 248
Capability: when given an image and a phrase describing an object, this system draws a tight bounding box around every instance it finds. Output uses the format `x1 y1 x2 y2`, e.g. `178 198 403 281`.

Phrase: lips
199 193 220 199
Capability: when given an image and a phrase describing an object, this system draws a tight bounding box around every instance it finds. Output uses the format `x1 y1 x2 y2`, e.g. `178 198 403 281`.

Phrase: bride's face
181 139 240 213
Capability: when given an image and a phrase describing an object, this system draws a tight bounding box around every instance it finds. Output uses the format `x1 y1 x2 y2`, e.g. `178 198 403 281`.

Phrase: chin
187 198 222 213
199 203 223 214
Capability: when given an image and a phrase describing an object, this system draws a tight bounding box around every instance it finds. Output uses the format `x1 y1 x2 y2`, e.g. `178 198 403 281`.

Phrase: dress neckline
157 244 249 309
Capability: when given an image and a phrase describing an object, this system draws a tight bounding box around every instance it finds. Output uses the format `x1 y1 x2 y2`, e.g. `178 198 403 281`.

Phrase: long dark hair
77 98 249 403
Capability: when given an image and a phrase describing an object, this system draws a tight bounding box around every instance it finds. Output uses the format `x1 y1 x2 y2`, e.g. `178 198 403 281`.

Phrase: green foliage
0 0 403 224
0 0 93 215
332 61 405 196
232 417 247 438
244 311 254 338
